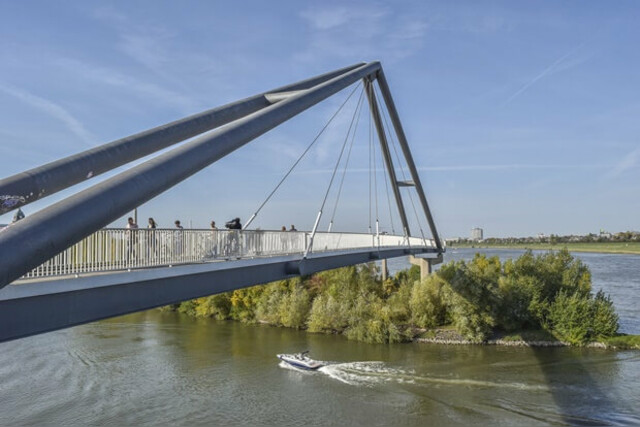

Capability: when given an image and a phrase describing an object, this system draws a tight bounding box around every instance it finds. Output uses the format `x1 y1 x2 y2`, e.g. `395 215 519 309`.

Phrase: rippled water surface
1 248 638 425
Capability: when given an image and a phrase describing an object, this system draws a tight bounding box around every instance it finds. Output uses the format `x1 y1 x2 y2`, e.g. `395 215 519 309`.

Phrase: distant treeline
452 231 640 245
165 249 619 346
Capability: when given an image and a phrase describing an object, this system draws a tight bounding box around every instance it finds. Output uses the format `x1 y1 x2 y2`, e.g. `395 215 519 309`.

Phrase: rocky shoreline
413 329 609 348
415 337 608 348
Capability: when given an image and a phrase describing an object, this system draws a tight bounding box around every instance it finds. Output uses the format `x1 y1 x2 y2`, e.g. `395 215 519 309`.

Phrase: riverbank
451 241 640 255
414 328 640 349
169 250 638 349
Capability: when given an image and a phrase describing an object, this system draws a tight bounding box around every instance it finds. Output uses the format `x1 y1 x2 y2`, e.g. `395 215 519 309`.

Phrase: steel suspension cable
368 104 374 234
304 85 366 257
372 115 380 246
327 89 366 232
243 82 362 230
374 84 428 242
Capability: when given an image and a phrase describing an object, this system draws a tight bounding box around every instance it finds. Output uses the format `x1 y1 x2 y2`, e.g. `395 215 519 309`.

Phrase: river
1 248 639 425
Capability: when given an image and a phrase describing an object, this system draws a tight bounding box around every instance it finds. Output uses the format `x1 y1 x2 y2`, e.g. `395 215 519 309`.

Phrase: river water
1 248 639 425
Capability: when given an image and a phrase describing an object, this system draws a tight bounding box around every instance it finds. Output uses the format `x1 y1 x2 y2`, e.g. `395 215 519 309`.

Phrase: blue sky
0 1 639 238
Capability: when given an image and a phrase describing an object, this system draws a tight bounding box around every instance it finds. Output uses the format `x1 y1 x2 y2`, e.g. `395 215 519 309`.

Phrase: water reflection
1 311 639 425
2 247 640 425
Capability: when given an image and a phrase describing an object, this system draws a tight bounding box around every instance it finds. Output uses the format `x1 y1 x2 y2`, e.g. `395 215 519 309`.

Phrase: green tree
409 275 448 328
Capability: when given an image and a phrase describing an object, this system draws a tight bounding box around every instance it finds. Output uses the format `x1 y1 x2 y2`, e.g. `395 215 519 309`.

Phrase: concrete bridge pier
409 254 444 280
381 259 389 281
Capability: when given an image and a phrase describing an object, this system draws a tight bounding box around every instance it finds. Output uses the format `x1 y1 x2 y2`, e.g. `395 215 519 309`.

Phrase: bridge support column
409 255 443 280
381 259 388 281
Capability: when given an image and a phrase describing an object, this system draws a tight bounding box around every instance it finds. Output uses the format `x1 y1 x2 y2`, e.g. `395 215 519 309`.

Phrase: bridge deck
0 244 439 343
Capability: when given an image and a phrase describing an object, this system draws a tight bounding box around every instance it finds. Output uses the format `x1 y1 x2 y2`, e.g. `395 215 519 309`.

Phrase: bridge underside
0 246 438 343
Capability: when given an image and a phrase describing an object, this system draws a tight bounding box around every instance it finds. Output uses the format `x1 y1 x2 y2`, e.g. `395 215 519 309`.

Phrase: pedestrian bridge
20 228 437 280
0 61 443 342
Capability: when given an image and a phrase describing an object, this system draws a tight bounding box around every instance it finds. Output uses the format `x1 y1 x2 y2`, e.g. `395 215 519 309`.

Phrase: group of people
123 216 300 261
125 217 175 230
126 217 298 233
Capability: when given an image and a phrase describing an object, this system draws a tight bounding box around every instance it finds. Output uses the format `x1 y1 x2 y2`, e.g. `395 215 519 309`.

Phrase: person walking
210 220 218 258
147 217 157 260
280 225 289 252
224 218 242 257
126 217 139 261
174 220 184 258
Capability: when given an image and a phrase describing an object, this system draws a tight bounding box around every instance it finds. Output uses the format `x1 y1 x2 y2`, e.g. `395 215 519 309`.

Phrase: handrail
17 229 434 281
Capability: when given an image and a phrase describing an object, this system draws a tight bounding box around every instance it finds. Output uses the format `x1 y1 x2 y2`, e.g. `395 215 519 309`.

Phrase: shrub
496 275 539 331
548 290 593 345
307 294 348 333
194 294 231 320
447 293 495 342
409 275 448 328
590 290 619 338
255 284 286 325
279 286 311 329
386 281 412 323
344 295 403 344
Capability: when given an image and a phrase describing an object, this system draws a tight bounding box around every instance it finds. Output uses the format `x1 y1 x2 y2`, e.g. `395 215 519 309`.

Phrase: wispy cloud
300 7 353 30
296 5 428 63
0 83 94 145
503 42 589 107
93 7 191 91
55 57 200 113
419 163 607 172
604 147 640 179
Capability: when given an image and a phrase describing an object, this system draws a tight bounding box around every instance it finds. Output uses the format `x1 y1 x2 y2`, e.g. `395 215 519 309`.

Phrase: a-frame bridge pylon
0 62 443 290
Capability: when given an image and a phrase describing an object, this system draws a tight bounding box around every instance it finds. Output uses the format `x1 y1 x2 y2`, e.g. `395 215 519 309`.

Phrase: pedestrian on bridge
224 218 242 257
174 220 184 257
146 218 157 260
126 217 138 262
11 208 25 223
210 220 218 258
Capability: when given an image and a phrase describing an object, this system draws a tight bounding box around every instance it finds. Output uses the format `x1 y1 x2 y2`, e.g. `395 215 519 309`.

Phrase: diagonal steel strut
0 63 366 215
0 62 382 289
363 78 411 237
374 70 444 252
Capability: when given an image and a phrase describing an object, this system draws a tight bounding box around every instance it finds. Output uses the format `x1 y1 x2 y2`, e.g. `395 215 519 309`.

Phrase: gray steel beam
0 246 437 343
375 70 444 252
0 62 381 289
363 79 411 236
0 63 366 215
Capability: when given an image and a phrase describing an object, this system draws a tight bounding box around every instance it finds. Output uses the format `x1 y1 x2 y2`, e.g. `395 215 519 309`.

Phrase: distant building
599 229 612 239
471 227 483 241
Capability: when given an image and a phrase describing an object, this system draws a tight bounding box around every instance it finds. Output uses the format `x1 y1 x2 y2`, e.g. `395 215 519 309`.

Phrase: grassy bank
164 249 639 349
452 241 640 255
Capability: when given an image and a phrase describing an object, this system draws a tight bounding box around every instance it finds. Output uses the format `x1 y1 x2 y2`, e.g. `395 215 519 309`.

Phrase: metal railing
19 228 435 280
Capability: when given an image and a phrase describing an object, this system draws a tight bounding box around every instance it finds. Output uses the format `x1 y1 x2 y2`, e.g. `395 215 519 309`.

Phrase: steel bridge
0 61 443 342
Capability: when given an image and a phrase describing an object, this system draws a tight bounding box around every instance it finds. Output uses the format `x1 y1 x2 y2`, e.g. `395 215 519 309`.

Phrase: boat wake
283 361 547 391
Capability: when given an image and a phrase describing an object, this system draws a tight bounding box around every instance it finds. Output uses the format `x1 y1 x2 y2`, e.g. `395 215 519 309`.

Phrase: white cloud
300 7 352 30
0 83 94 145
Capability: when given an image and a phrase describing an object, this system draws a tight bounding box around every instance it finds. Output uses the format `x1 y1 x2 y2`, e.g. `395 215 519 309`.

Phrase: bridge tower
0 62 444 342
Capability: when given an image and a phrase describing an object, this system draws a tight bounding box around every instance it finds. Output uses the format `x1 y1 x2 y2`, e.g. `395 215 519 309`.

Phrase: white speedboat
277 351 325 370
